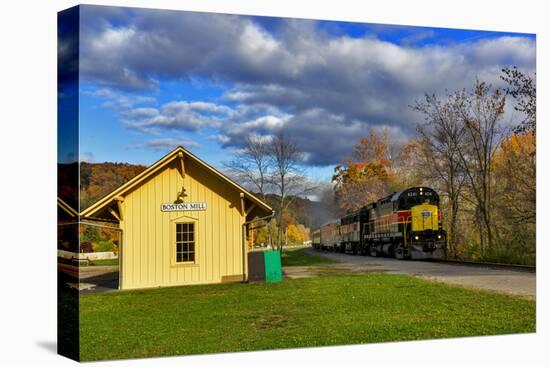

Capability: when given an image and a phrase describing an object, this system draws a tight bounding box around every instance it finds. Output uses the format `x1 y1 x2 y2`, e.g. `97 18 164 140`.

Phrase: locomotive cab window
175 223 195 263
400 189 439 208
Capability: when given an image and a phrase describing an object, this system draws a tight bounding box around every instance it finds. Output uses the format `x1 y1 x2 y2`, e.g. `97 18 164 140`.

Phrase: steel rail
425 258 536 273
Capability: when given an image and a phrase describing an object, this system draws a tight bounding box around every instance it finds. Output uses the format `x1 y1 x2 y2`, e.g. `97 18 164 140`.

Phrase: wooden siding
119 159 246 290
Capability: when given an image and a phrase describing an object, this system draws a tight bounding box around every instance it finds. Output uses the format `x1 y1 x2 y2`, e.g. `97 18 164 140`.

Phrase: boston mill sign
160 202 207 212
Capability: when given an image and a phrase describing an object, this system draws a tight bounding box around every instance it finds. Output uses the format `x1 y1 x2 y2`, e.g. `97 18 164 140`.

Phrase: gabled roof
80 146 272 218
58 197 79 217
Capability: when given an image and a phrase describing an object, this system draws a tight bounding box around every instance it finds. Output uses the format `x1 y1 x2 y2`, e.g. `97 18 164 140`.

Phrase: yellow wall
119 159 246 290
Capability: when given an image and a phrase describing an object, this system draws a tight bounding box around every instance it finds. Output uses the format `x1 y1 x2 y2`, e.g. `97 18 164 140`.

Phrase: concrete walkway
58 263 119 293
291 248 536 299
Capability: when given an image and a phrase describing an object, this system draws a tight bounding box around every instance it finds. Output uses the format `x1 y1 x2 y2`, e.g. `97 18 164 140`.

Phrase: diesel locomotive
312 187 447 260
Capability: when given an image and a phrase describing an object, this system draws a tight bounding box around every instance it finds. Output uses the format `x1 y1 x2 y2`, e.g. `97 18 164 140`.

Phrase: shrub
93 240 116 253
80 241 94 253
80 226 101 243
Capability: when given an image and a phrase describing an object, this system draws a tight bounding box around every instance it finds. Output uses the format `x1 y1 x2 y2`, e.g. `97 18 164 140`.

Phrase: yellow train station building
80 146 273 290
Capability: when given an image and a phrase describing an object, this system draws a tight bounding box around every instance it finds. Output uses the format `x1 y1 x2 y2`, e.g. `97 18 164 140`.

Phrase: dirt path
285 248 536 299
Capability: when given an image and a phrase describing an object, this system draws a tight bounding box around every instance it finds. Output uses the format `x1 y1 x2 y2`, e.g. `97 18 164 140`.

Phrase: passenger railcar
340 208 368 255
319 220 341 251
312 228 321 250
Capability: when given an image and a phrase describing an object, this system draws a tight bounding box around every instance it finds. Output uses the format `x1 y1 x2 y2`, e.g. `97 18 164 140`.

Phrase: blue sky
58 5 536 184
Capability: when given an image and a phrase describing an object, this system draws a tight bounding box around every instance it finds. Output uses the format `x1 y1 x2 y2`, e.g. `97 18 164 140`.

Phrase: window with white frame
175 223 195 263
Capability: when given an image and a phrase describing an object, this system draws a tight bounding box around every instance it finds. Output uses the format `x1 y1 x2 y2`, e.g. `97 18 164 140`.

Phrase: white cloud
126 138 201 152
75 6 536 166
225 114 292 136
208 134 231 144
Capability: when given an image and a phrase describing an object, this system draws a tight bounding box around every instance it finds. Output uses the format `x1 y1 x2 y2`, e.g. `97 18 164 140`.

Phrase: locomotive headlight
438 235 442 239
414 236 419 240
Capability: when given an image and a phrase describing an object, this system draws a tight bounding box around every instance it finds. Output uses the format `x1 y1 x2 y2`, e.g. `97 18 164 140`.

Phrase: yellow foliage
286 224 304 245
493 132 536 226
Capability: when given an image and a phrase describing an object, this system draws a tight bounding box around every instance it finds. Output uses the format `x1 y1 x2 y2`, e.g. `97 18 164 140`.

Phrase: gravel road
301 247 536 298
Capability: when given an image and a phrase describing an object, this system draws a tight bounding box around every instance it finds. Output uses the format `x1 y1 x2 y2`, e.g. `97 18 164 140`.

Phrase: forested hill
262 194 337 229
65 163 336 229
78 162 147 210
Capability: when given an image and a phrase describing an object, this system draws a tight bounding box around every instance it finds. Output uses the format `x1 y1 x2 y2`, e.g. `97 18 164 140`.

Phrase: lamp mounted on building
175 186 188 204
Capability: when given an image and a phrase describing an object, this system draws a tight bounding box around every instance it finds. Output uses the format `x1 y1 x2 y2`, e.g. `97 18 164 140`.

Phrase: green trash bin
263 250 282 283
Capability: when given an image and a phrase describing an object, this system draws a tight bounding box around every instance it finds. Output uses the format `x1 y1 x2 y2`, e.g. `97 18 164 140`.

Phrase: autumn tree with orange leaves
332 129 396 213
331 70 535 265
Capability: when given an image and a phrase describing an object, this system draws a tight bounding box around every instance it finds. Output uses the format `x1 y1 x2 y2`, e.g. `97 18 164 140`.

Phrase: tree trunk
477 207 485 257
277 199 284 251
449 199 459 257
268 221 272 249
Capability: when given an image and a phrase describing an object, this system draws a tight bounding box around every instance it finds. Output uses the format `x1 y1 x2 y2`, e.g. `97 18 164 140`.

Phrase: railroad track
311 248 536 273
426 258 536 273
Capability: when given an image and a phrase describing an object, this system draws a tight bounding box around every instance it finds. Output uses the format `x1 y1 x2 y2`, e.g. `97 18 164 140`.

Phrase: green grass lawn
57 257 119 267
78 273 535 361
281 247 338 266
86 258 119 266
